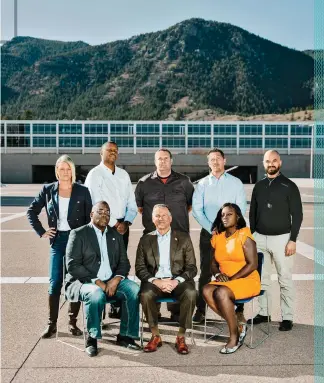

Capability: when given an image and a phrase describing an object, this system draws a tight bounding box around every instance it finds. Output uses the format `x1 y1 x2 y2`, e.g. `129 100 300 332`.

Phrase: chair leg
190 317 195 345
204 304 207 342
140 307 144 348
246 297 270 349
56 299 85 352
204 303 225 343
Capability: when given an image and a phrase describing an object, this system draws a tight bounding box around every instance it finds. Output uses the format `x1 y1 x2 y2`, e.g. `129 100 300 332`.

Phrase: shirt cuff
91 278 99 284
115 275 125 280
148 277 157 283
175 276 185 283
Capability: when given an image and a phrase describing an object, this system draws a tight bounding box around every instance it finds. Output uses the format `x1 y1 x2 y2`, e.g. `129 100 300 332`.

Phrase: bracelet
214 273 221 279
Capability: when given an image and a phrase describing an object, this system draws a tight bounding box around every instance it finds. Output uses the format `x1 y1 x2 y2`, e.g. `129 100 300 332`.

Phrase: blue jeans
48 231 70 295
79 279 140 339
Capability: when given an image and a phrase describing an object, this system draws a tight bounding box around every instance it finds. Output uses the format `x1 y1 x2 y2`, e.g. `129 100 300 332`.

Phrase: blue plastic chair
140 296 195 347
204 252 270 349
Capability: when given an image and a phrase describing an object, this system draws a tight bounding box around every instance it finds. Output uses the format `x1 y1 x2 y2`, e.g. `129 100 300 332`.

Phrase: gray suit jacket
135 230 197 283
65 224 130 302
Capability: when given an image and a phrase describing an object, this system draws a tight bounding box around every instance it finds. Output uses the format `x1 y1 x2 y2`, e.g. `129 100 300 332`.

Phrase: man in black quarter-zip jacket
248 150 303 331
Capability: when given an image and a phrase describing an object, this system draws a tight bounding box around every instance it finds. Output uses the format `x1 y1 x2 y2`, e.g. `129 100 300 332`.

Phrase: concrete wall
1 153 311 183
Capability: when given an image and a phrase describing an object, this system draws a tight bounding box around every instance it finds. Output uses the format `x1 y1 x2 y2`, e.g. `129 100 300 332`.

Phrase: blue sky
1 0 314 50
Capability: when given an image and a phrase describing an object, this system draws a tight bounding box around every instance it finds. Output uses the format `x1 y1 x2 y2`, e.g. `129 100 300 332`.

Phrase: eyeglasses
96 210 111 216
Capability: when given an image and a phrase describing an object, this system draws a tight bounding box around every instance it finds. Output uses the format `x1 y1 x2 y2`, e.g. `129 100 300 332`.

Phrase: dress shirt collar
209 172 227 181
156 228 171 239
90 223 108 236
100 161 116 175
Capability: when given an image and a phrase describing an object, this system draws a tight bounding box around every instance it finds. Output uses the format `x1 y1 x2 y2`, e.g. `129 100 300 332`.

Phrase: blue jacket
27 182 93 245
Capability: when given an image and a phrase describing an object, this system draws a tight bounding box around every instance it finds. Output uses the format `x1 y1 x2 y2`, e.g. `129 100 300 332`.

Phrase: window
188 124 211 135
7 137 30 147
213 124 237 135
59 137 82 147
265 124 288 135
84 124 108 135
1 124 4 134
85 137 109 147
110 137 134 147
213 138 237 148
290 138 311 148
136 124 159 135
290 125 312 136
33 124 56 134
162 137 185 147
58 124 82 134
136 137 159 148
33 137 57 147
7 124 30 134
239 125 262 135
110 124 133 135
239 138 262 148
0 137 4 147
188 137 211 148
265 138 288 148
162 124 185 135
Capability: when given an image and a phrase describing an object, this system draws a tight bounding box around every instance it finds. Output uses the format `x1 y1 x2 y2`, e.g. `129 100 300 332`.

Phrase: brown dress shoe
143 335 162 352
175 336 189 354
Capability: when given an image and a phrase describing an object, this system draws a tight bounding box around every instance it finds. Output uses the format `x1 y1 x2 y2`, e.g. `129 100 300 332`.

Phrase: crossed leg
203 284 239 348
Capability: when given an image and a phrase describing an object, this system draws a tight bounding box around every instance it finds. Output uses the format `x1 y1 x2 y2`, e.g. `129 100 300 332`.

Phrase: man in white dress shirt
85 141 137 250
85 141 137 319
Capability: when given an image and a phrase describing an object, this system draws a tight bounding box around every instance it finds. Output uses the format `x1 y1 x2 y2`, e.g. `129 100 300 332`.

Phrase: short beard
266 166 280 175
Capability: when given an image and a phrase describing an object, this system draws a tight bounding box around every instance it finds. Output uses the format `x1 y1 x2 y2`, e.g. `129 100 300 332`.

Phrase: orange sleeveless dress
209 227 261 300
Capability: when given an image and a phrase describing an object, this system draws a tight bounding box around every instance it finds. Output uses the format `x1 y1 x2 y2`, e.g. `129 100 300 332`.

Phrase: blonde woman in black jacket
27 155 92 338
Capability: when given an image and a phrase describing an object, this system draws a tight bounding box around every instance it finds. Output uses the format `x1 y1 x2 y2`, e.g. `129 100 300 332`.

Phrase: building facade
0 120 319 183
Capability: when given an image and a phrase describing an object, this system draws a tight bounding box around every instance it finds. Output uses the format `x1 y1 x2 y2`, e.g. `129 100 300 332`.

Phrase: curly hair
211 203 246 233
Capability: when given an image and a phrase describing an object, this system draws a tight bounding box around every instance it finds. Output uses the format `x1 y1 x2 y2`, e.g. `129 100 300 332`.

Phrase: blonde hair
55 155 76 183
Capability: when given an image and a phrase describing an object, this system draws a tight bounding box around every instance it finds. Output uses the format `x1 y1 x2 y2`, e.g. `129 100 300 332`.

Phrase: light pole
14 0 18 37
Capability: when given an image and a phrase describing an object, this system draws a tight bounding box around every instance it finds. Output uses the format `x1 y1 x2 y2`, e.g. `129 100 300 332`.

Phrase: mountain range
1 18 314 120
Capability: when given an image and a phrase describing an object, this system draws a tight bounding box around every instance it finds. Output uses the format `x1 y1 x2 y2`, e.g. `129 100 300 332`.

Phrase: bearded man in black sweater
248 150 303 331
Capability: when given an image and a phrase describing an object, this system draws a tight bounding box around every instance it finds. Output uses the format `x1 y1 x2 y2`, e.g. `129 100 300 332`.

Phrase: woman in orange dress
203 203 260 354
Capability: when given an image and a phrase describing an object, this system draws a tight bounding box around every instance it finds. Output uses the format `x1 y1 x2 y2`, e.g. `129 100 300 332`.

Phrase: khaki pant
254 232 294 321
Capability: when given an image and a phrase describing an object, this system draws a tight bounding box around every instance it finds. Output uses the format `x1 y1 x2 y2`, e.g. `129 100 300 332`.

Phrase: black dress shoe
41 323 57 338
116 334 141 350
247 314 271 325
192 310 205 324
85 336 98 357
68 323 83 336
279 320 293 331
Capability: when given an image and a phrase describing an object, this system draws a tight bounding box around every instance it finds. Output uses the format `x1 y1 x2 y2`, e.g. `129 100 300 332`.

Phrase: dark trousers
197 229 214 314
140 281 197 330
114 218 130 250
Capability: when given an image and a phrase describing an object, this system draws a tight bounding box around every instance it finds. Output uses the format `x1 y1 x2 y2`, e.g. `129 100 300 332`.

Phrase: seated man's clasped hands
65 201 141 357
203 203 261 354
135 204 197 354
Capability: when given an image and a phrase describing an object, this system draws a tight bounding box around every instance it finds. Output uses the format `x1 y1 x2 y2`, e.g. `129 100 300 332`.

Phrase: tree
21 110 33 120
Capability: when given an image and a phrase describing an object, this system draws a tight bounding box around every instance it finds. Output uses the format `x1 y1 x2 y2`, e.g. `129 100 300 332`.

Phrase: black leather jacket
27 181 92 245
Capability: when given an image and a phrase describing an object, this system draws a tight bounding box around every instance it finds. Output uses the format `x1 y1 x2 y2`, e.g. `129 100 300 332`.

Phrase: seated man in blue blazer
65 201 140 357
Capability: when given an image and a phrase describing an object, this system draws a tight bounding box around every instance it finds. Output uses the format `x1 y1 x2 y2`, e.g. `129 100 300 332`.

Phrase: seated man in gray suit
135 204 197 354
65 201 140 357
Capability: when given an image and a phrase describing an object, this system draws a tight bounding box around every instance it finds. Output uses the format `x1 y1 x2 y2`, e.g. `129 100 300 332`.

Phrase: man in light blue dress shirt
192 148 247 323
136 204 197 354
